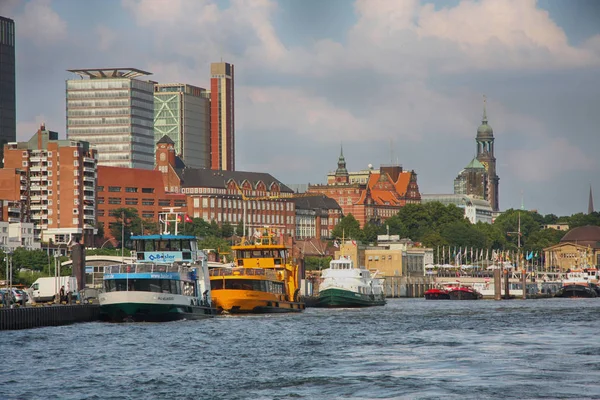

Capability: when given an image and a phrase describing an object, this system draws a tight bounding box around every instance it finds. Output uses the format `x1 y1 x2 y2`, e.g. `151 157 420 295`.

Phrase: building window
97 197 105 204
142 212 154 218
125 187 138 193
97 186 104 192
48 161 52 167
74 179 79 186
108 186 121 192
108 197 121 205
22 151 27 157
142 199 154 206
73 218 79 225
142 188 154 194
125 198 138 205
22 161 27 167
158 199 170 206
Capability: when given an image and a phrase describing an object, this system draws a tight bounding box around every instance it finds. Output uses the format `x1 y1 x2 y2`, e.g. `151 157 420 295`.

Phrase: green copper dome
476 96 493 138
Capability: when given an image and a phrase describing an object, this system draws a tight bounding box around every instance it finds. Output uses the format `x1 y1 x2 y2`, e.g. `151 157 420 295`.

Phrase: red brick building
2 125 98 244
308 148 421 227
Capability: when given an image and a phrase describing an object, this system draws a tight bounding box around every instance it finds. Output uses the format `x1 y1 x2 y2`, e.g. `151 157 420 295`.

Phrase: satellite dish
368 163 373 169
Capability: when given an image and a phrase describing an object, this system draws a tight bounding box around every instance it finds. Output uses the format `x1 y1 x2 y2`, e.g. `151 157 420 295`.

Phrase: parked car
0 288 27 306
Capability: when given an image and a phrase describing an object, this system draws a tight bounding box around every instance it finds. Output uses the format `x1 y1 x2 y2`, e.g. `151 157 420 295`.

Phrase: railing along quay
0 304 100 331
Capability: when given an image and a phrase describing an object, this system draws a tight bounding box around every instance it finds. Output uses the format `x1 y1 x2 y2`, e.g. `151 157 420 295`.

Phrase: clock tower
475 96 499 211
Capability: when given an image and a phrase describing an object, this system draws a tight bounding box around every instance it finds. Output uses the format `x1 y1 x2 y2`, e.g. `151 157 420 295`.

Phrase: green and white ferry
99 212 218 322
314 256 386 308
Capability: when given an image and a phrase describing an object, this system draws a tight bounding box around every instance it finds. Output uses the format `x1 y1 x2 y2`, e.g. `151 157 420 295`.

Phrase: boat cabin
130 234 199 263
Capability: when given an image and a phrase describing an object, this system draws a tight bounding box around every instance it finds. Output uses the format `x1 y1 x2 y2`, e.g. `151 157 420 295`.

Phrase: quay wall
0 304 100 331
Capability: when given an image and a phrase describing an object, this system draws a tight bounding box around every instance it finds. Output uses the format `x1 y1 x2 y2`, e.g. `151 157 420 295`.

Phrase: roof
157 135 175 145
67 68 152 79
130 235 197 240
356 170 415 206
176 168 293 193
293 195 341 210
465 157 485 170
560 225 600 248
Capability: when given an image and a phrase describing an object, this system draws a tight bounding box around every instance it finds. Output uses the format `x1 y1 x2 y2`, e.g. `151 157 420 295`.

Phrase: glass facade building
0 16 16 153
66 68 155 169
154 83 210 169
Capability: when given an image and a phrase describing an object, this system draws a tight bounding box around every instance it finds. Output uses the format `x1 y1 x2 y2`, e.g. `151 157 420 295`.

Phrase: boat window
157 240 170 251
171 240 181 251
144 240 154 252
104 279 188 295
181 240 192 250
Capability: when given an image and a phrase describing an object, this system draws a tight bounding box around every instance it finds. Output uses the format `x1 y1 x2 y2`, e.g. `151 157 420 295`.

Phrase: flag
184 214 193 223
333 240 340 248
526 251 533 261
351 240 357 246
177 215 183 223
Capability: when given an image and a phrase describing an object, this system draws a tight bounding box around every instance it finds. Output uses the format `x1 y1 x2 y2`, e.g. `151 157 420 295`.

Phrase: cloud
0 0 20 16
506 138 596 183
16 0 67 46
96 25 117 52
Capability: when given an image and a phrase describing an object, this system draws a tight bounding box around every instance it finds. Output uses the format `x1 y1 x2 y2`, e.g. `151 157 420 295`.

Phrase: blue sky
1 0 599 217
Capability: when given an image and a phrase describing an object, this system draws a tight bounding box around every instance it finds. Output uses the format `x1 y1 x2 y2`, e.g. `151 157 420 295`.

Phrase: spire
482 95 488 124
589 185 595 214
340 142 344 159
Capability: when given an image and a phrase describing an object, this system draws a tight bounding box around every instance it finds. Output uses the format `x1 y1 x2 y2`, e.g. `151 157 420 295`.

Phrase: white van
30 277 78 303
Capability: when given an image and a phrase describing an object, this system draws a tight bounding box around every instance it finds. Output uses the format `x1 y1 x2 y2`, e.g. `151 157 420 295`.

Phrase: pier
0 304 100 331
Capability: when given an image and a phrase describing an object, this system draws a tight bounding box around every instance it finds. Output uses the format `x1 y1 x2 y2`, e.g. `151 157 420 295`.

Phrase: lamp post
100 238 112 249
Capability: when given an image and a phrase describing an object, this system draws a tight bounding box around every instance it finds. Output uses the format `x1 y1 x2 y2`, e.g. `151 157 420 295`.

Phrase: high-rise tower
475 96 499 211
66 68 155 169
210 62 235 171
589 185 595 215
0 16 16 164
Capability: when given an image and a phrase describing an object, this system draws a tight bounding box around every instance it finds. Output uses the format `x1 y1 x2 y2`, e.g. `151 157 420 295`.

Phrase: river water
1 298 599 400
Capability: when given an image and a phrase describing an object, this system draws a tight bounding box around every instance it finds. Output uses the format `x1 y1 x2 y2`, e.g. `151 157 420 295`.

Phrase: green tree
198 236 232 262
235 220 245 236
440 221 487 248
473 222 507 249
362 222 384 243
421 231 448 249
331 214 363 241
109 208 140 247
220 222 234 238
303 256 332 271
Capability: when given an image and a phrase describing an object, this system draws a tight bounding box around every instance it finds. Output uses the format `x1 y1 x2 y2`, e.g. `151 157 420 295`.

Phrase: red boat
424 287 450 300
447 286 483 300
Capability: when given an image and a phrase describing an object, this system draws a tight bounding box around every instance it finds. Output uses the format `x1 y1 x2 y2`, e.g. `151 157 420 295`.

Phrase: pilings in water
384 276 434 298
0 304 100 331
503 270 510 300
494 269 502 300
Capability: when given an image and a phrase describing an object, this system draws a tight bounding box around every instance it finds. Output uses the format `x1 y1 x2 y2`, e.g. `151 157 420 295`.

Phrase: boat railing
209 267 278 279
103 263 189 274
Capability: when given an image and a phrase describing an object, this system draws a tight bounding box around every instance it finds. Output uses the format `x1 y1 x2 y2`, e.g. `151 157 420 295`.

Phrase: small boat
555 267 600 298
424 287 450 300
209 226 305 313
447 285 483 300
99 211 218 322
314 256 386 308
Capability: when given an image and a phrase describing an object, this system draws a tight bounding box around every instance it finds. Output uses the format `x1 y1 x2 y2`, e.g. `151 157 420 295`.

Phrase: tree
304 256 332 271
235 220 245 236
440 221 486 248
198 236 231 262
421 231 448 249
331 214 363 241
109 208 140 248
362 222 383 244
220 222 234 238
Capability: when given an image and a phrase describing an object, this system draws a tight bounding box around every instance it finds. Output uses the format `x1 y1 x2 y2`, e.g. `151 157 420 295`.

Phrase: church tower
334 145 350 184
475 96 500 211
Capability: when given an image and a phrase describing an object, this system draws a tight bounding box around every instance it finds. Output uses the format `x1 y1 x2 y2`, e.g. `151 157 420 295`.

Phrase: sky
1 0 599 217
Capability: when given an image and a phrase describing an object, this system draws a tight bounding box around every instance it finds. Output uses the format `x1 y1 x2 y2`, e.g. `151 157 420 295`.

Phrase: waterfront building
96 165 188 240
210 62 235 171
0 221 39 251
421 194 493 224
0 16 16 161
293 195 342 240
544 225 600 271
154 83 210 169
542 223 570 232
66 68 155 169
308 147 421 227
454 97 500 211
1 124 97 245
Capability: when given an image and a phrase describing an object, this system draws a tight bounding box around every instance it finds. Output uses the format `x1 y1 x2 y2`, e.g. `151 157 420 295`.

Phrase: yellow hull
212 289 304 313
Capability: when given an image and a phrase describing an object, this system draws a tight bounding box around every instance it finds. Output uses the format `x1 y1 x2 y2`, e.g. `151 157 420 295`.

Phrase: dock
0 304 100 331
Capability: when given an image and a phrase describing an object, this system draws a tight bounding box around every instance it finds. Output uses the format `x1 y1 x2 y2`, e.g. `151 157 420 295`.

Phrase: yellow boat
209 227 305 314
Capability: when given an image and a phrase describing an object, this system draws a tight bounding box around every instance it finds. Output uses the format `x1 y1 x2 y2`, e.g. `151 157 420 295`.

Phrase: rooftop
67 68 152 79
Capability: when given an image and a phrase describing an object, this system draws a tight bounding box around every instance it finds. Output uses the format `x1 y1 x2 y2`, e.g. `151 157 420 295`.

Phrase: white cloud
16 0 67 46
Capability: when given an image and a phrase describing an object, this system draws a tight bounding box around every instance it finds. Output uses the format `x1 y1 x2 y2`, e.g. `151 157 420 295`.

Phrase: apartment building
2 124 97 245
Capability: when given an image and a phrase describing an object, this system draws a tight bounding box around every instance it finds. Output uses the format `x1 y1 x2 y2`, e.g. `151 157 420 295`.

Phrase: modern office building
0 16 16 161
154 83 210 169
2 124 98 245
210 62 235 171
66 68 155 169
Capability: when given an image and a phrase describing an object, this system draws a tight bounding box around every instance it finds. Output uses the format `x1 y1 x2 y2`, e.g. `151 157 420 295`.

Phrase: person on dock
59 286 65 303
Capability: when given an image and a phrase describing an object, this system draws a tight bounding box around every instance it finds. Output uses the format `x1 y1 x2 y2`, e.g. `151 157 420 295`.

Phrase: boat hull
447 288 483 300
212 289 305 314
424 290 450 300
555 284 598 299
314 288 386 308
99 291 217 322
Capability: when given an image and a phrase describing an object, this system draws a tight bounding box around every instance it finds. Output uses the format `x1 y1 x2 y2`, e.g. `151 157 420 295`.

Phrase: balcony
20 195 27 201
29 156 43 162
8 207 20 213
84 195 95 202
20 185 28 191
30 175 41 181
83 174 95 182
83 204 95 211
30 204 43 210
8 217 20 223
84 224 95 230
29 165 41 172
83 166 95 174
30 214 42 220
